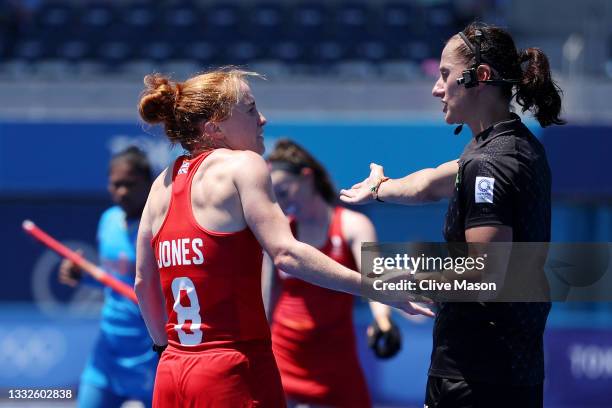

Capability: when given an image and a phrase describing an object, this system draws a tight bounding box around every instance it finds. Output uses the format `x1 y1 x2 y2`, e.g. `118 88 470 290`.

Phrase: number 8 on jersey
171 277 203 345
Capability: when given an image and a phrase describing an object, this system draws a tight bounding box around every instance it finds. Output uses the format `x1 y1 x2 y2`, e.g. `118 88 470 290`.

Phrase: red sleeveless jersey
151 151 270 351
271 207 371 407
273 207 356 335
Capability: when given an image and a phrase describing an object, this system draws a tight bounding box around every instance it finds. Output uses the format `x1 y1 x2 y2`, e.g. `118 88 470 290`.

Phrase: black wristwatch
152 343 168 357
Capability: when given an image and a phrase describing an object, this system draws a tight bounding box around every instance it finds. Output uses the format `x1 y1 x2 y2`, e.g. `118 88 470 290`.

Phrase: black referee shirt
430 113 552 385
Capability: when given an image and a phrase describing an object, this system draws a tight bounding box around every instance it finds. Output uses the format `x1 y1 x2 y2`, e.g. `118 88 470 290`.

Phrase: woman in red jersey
134 68 433 408
266 139 402 408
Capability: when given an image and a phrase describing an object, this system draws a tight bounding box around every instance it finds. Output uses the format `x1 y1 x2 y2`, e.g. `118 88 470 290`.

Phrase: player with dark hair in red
266 139 402 408
134 68 433 407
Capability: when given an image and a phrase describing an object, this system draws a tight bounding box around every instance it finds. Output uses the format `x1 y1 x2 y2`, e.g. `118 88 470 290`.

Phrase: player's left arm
134 195 168 347
261 252 281 322
343 210 392 327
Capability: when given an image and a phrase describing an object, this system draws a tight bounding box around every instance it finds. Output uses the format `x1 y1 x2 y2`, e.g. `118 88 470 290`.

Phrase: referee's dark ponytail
454 22 565 128
516 48 566 127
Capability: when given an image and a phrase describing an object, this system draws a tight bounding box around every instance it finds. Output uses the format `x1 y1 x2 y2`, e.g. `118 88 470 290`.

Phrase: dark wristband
152 343 167 357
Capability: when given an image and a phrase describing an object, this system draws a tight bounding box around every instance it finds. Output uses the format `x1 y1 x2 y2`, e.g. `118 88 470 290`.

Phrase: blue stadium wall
1 120 611 406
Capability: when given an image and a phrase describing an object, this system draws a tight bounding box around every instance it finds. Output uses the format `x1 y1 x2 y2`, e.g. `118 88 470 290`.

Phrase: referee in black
341 22 565 407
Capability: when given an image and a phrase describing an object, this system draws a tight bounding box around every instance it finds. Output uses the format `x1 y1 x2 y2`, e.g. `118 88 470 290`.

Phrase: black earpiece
456 29 519 88
456 68 479 88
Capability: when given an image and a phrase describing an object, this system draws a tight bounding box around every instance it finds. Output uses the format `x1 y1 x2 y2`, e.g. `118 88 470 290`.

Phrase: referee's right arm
340 159 458 205
381 159 459 204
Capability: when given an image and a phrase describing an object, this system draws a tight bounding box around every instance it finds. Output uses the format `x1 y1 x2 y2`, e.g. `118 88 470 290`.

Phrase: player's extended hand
58 249 83 287
339 163 386 205
395 301 435 317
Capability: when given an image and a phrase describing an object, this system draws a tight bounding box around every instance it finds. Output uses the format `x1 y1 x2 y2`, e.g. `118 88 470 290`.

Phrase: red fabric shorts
153 342 286 408
272 327 371 408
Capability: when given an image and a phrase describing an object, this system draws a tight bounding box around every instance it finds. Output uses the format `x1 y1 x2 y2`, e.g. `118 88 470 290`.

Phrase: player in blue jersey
59 146 158 408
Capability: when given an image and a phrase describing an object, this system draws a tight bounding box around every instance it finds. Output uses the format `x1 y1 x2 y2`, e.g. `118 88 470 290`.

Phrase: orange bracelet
371 177 390 202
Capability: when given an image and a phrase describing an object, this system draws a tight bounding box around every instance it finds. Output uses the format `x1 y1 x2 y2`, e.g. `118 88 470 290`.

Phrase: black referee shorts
425 376 543 408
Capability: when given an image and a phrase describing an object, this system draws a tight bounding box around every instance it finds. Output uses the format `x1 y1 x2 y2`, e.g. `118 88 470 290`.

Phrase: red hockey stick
22 220 138 304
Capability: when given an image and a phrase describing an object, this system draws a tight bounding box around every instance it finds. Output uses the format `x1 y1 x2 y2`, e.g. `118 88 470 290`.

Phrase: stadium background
1 0 611 407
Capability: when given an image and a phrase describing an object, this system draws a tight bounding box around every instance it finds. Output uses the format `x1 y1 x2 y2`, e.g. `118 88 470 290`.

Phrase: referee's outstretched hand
340 163 386 205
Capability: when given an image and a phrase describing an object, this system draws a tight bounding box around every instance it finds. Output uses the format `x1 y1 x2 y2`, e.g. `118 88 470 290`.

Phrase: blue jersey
97 206 145 334
81 206 157 399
